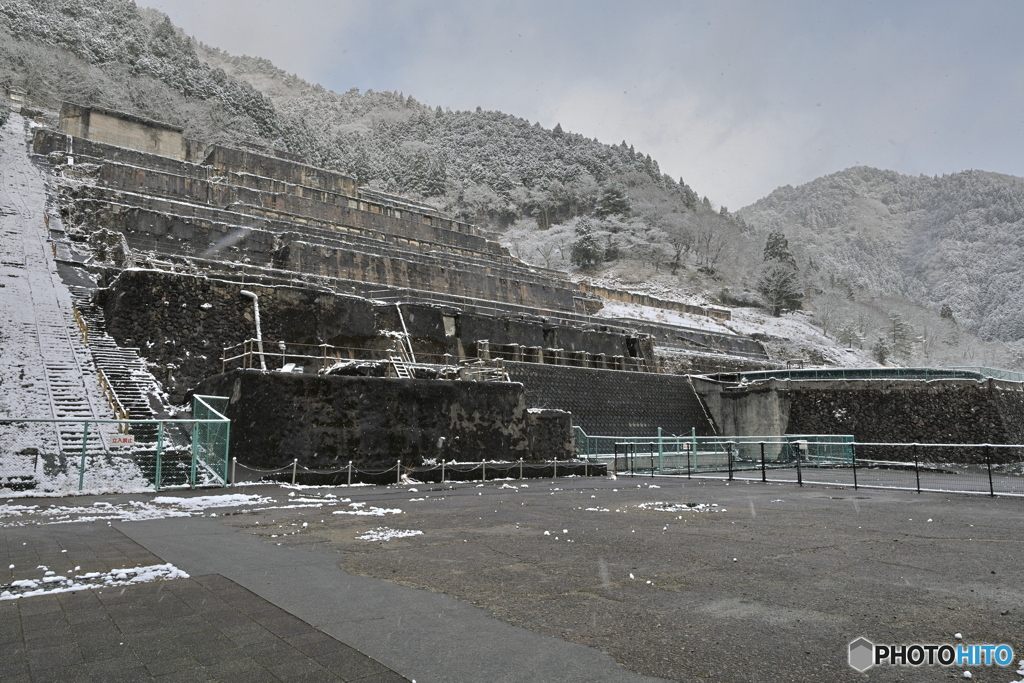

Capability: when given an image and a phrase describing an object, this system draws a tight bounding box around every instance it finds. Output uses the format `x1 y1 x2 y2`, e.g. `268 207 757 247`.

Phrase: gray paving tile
3 513 407 682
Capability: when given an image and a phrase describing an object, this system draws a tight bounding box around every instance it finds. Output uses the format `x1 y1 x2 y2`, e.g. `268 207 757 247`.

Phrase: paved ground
2 477 1024 682
0 525 407 682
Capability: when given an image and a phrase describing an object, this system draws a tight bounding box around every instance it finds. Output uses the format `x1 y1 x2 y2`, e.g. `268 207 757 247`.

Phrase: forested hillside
741 167 1024 343
0 0 755 294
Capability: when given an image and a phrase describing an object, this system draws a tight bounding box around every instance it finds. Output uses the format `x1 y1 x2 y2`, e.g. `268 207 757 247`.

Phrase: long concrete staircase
0 114 165 489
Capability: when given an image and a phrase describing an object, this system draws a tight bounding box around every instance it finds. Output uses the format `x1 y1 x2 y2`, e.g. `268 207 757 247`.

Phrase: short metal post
986 445 994 497
519 458 522 480
852 450 858 490
584 459 588 477
553 459 557 480
482 460 486 482
190 421 198 489
231 457 237 486
397 458 402 485
650 443 655 479
78 421 89 492
796 446 803 487
348 460 353 486
727 442 734 481
155 421 165 492
760 442 766 483
657 427 663 475
687 445 691 479
913 444 921 494
291 459 298 485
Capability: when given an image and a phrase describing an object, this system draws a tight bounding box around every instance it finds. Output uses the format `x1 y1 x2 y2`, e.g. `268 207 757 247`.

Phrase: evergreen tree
594 186 631 217
756 261 803 316
763 231 797 268
570 218 604 271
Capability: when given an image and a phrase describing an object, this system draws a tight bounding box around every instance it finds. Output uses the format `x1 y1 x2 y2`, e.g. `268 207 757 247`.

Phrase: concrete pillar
595 353 607 369
478 340 490 360
511 343 522 363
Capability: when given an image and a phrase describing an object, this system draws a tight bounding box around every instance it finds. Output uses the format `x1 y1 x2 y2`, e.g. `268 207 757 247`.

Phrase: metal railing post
78 421 89 492
155 421 165 492
727 441 734 481
553 459 557 480
482 460 487 482
224 421 231 484
796 446 803 487
760 441 766 483
190 421 199 489
291 459 298 485
657 427 663 475
913 444 921 494
687 443 692 479
231 457 237 486
348 460 353 486
986 445 995 497
397 459 402 485
852 449 858 490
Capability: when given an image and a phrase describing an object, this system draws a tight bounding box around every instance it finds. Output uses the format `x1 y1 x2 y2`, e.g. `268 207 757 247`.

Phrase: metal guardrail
96 369 129 424
574 427 1024 498
221 338 647 377
732 366 1024 383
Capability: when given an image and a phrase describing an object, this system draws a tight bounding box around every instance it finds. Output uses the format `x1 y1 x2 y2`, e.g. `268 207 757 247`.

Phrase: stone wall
505 361 716 437
97 269 652 404
193 369 569 468
97 269 379 403
694 377 1024 463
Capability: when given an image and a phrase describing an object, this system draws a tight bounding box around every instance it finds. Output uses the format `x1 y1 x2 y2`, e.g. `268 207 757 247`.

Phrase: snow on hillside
594 301 735 335
723 308 877 368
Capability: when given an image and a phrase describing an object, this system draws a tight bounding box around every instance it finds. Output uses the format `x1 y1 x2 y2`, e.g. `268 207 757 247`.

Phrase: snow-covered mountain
740 166 1024 342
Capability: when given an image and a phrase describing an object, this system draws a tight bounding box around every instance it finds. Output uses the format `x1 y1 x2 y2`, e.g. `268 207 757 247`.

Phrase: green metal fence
192 395 231 486
0 396 230 494
733 366 1024 383
574 427 854 476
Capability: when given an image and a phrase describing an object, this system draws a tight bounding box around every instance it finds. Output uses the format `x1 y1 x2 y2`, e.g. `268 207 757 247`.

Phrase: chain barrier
229 458 606 486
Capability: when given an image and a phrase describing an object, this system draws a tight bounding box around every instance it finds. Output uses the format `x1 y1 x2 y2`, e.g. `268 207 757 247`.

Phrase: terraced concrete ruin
6 103 1024 487
0 103 777 475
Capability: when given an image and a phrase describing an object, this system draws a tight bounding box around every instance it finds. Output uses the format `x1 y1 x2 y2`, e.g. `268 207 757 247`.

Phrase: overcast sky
142 0 1024 208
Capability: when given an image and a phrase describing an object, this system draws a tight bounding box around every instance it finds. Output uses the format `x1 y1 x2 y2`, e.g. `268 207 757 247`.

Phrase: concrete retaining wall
98 269 650 404
693 377 1024 463
505 362 715 437
194 369 571 469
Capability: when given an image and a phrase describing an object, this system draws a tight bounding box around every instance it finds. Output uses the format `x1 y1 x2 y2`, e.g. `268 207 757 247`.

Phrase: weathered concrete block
193 369 538 468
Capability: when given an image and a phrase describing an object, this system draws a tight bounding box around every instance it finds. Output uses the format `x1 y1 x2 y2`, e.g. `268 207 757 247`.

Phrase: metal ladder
389 355 412 379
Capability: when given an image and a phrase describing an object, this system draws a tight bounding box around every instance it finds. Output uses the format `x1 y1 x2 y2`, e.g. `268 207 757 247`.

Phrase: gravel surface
225 477 1024 682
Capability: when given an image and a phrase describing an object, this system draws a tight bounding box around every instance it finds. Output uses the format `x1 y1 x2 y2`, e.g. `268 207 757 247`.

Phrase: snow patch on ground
723 308 877 368
0 563 188 599
356 527 423 542
635 502 726 513
332 502 403 517
595 300 734 334
0 494 275 526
